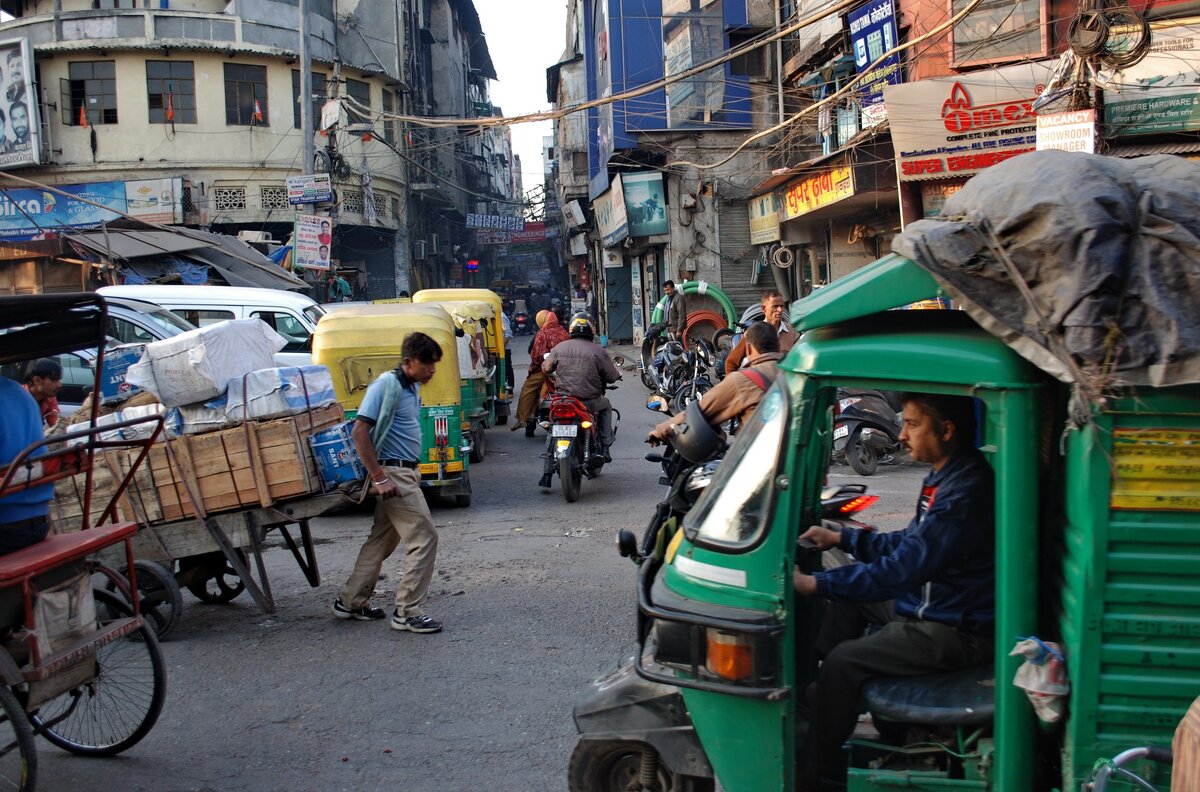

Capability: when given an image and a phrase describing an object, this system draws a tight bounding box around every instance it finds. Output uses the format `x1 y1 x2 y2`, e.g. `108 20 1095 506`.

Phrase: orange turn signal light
581 421 593 429
705 630 753 682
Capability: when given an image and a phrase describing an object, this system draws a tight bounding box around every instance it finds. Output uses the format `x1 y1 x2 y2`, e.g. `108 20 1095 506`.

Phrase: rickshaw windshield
684 385 788 549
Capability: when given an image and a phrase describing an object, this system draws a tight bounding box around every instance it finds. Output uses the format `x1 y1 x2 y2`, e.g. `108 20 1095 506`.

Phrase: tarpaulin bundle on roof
891 150 1200 389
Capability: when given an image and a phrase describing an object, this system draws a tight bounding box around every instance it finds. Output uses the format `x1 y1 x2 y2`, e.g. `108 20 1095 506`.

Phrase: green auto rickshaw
412 288 511 425
311 302 472 507
570 252 1200 791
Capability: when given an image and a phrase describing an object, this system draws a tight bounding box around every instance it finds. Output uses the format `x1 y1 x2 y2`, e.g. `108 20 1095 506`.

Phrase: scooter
831 388 903 476
540 384 620 502
512 310 530 334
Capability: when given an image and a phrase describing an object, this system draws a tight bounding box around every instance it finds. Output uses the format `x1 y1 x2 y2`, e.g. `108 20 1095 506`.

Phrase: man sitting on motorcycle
540 314 621 485
647 321 781 445
792 393 994 785
724 290 798 376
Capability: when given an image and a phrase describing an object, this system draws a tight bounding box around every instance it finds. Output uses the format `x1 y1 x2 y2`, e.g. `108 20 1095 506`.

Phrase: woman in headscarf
512 310 569 433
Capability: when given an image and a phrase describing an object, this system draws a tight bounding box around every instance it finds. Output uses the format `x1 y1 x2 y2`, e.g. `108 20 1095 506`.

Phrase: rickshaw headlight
705 630 754 682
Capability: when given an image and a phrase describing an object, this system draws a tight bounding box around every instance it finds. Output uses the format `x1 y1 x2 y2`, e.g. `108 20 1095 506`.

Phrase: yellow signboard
1111 428 1200 511
780 165 854 220
748 192 781 245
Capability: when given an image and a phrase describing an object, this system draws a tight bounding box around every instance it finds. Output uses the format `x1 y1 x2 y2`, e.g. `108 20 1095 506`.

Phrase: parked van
98 284 324 366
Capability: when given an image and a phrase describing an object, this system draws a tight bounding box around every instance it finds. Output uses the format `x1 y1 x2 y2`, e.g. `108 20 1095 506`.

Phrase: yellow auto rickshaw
412 288 511 425
311 303 472 507
420 299 496 463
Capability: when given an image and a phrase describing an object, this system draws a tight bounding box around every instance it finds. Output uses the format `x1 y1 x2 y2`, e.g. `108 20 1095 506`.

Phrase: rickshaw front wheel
0 683 36 791
31 590 167 757
568 740 712 792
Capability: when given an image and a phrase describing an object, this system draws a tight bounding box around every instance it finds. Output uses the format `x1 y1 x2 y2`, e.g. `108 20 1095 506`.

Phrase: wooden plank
244 422 273 507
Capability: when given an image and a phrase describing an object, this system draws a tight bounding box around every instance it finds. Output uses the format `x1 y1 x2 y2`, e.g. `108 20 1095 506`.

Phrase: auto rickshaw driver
792 392 996 786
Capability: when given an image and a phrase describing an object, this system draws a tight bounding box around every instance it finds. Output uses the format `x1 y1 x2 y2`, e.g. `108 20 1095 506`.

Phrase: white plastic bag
126 319 286 407
1010 637 1070 723
209 365 336 421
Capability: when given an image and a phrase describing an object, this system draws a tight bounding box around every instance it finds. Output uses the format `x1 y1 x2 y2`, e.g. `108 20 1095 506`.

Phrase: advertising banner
287 174 333 205
0 38 41 170
295 213 333 271
780 164 855 221
884 60 1053 181
848 0 902 127
1101 25 1200 136
748 192 782 244
466 213 525 231
622 172 668 237
0 181 126 240
595 174 629 248
125 178 183 224
475 222 546 246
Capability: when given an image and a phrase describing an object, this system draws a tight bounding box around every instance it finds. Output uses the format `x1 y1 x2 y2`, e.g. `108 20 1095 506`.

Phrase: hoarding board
622 172 668 237
287 174 333 205
848 0 903 126
295 213 333 271
595 174 629 248
0 38 41 170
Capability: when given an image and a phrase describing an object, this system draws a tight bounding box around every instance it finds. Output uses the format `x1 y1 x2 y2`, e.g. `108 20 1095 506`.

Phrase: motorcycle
831 388 903 476
643 335 715 416
541 384 620 502
638 321 670 390
512 310 530 334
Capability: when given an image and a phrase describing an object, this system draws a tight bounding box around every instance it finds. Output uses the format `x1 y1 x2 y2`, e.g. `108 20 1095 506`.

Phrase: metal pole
299 0 315 175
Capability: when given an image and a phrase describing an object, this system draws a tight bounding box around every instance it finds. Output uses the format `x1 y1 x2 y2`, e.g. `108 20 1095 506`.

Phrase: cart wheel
184 551 248 604
0 683 36 790
105 560 183 641
31 589 167 757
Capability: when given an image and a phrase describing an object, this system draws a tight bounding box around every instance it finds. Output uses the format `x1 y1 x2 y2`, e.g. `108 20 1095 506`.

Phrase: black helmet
672 398 724 464
568 313 595 338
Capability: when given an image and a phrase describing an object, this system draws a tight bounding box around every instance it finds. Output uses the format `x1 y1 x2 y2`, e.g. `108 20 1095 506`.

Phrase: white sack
209 365 336 422
125 319 286 407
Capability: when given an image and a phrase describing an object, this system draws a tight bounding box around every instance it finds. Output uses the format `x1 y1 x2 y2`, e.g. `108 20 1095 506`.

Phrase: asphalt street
38 342 927 792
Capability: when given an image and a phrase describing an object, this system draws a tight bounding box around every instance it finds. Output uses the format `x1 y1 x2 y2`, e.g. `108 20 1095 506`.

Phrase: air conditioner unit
413 239 427 260
429 233 440 252
238 230 275 244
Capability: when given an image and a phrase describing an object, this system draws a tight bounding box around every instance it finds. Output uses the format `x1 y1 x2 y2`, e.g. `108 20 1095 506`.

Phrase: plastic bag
1010 636 1070 723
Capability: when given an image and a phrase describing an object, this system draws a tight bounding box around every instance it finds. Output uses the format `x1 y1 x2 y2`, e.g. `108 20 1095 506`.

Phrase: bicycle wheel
31 589 167 757
0 683 35 791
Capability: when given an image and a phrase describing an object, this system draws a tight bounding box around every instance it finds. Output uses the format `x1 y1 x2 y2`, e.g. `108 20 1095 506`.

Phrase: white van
98 285 325 367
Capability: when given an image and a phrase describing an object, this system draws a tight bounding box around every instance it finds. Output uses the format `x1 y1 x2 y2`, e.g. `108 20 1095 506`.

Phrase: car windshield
304 305 325 324
685 385 788 548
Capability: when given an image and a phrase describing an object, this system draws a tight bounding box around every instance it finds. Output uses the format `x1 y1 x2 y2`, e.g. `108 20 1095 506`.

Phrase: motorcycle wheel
848 431 879 476
671 380 711 415
712 327 735 352
567 740 713 792
560 455 582 502
640 368 656 390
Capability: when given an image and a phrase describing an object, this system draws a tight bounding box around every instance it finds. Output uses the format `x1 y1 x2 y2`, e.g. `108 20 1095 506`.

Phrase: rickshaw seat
863 664 994 726
0 522 137 587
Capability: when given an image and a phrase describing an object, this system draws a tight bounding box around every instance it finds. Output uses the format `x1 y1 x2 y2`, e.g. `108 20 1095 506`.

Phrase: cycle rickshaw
0 293 168 790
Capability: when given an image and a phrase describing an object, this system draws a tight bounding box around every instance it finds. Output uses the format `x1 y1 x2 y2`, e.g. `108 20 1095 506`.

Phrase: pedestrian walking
333 332 445 633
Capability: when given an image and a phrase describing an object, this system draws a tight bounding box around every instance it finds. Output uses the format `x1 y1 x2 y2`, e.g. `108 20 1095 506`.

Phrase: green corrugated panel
1059 403 1200 791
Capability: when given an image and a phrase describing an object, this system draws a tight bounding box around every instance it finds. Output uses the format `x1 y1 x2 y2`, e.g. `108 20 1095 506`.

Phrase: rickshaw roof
412 288 503 314
0 293 108 365
318 302 457 329
790 254 942 334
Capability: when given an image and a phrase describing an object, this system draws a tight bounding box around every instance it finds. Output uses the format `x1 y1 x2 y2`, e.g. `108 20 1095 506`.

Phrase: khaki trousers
339 466 438 617
516 370 546 424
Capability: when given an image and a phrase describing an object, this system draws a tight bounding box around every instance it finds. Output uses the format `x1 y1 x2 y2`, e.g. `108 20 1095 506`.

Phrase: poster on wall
125 178 184 224
623 172 668 237
630 258 644 338
0 181 125 240
0 38 42 169
595 174 629 247
295 213 333 271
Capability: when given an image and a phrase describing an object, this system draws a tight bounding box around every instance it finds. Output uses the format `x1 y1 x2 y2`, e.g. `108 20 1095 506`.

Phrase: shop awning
175 229 306 290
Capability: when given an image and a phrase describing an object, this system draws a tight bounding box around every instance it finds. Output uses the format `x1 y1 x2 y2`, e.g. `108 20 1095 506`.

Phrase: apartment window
224 63 268 126
728 31 766 78
345 78 370 125
146 60 196 124
291 70 327 130
94 0 136 7
381 89 396 144
62 60 117 126
950 0 1048 67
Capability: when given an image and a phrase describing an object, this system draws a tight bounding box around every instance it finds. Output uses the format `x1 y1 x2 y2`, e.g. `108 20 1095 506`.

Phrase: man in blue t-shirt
332 332 446 634
0 377 53 554
794 392 995 784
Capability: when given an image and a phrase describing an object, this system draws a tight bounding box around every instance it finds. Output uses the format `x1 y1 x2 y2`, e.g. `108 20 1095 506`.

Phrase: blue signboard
0 181 126 240
848 0 903 117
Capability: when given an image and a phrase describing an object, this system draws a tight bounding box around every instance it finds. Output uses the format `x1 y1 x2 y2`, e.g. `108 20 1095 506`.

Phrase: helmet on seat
672 398 725 464
568 313 595 338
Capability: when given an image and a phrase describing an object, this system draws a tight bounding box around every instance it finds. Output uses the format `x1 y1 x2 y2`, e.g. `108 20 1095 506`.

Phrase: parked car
98 284 325 366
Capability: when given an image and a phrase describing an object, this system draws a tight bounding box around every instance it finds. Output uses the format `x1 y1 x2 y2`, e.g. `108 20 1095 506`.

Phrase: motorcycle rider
647 321 780 445
724 290 798 376
540 314 621 487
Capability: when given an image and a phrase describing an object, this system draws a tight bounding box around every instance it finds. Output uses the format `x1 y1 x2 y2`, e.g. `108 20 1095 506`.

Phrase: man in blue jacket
793 392 994 783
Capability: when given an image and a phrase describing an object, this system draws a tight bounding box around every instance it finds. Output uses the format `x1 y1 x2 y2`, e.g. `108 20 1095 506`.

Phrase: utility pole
299 0 315 175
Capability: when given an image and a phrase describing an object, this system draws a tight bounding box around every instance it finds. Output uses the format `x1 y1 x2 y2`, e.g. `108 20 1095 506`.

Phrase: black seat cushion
863 665 995 726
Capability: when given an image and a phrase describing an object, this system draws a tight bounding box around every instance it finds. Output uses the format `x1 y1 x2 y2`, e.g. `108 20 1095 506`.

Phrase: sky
473 0 568 199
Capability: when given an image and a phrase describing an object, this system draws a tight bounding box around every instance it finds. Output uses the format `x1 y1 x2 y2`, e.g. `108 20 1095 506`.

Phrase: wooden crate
49 448 162 534
149 404 343 522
